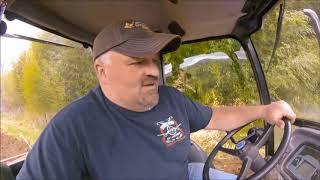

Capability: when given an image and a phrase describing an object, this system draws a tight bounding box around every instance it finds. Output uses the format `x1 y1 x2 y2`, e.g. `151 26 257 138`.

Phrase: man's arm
205 100 296 131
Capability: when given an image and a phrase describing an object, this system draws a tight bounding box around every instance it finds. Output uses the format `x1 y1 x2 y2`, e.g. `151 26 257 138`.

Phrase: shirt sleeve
183 95 213 132
167 86 213 132
16 113 85 180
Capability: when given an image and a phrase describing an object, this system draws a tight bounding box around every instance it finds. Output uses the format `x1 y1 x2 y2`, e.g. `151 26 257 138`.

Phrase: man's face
97 50 161 111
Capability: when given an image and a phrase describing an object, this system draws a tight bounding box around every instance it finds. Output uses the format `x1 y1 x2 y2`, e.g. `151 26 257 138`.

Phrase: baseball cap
93 20 181 60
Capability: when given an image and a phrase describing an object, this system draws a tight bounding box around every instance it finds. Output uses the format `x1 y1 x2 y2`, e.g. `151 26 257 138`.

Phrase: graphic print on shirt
157 116 186 147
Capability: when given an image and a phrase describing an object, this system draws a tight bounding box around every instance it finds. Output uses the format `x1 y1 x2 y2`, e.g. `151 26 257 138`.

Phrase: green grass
1 112 42 145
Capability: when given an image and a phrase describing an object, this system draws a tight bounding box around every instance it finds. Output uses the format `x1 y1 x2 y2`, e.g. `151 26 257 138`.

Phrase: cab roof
5 0 277 46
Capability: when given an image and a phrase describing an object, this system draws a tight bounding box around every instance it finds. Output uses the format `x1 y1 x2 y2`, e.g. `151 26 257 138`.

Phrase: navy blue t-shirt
17 86 212 180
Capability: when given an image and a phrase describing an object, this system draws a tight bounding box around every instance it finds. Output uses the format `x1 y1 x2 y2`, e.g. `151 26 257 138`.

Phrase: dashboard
278 127 320 180
286 144 320 179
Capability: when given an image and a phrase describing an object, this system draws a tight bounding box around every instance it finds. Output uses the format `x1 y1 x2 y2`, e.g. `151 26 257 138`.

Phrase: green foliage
1 71 24 109
21 50 43 113
57 48 97 102
252 2 320 122
164 39 259 107
1 33 97 128
287 0 320 16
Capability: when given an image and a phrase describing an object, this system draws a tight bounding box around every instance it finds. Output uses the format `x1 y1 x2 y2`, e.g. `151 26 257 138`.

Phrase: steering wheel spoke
237 158 252 180
220 147 238 156
255 126 274 149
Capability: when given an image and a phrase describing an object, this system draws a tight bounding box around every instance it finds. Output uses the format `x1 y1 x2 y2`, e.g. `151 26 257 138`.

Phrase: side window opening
163 38 262 174
1 19 97 163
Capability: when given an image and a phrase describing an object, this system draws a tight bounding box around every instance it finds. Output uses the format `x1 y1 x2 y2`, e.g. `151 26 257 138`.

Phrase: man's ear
94 60 107 84
94 60 104 76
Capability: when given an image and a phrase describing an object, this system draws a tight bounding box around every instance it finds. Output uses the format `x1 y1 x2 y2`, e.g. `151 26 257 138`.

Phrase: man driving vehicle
16 20 296 180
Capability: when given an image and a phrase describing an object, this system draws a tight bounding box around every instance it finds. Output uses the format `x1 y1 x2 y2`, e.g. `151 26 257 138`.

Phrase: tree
3 32 97 127
252 3 320 121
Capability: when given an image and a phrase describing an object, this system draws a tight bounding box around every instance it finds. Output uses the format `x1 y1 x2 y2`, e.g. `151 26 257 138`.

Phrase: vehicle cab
1 0 319 179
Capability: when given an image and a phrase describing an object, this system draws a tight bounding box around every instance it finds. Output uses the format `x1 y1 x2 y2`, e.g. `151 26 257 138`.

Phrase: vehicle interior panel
279 128 320 180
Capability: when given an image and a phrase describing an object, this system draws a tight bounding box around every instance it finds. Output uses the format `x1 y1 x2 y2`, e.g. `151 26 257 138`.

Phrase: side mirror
0 1 7 35
303 9 320 48
0 20 7 35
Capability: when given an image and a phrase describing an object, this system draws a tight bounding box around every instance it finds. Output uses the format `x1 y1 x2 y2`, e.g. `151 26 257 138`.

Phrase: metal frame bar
240 37 274 155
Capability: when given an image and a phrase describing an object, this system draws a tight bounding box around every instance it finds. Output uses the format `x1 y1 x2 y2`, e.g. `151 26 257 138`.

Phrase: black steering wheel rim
203 120 291 180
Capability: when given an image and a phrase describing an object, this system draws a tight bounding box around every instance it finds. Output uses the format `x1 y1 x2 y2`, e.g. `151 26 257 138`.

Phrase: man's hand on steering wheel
263 100 296 129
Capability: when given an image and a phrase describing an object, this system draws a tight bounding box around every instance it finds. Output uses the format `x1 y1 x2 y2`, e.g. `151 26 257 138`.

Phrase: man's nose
145 60 160 77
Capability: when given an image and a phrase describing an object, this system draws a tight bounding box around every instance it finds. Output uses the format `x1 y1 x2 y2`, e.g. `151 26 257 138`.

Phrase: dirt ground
0 132 29 161
214 157 242 175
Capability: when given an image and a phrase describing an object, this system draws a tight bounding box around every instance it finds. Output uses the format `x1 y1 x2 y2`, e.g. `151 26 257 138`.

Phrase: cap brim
112 33 181 58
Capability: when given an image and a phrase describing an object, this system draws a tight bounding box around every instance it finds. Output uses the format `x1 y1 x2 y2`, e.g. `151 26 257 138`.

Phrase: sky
1 19 42 74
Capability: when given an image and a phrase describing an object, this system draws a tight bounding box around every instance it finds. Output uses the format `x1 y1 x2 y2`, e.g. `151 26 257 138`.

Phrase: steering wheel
203 119 291 180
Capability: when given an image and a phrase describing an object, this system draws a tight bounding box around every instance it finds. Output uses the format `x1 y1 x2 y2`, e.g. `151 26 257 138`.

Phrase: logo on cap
124 21 152 32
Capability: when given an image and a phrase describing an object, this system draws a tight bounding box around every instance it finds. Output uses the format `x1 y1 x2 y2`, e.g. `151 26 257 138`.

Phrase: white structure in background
163 47 247 77
163 63 173 77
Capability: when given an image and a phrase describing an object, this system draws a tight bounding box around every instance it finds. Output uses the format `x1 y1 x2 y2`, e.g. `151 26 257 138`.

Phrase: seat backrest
1 162 15 180
188 141 208 163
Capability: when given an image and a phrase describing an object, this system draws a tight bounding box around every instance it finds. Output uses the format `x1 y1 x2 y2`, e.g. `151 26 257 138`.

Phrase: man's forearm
205 101 296 131
205 105 266 131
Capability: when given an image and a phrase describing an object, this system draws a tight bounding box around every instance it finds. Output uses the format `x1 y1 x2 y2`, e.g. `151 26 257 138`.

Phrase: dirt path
214 157 242 174
1 132 29 160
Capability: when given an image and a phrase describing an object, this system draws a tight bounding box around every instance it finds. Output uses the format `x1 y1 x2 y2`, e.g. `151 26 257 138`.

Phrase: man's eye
153 59 160 64
153 59 161 66
130 61 143 65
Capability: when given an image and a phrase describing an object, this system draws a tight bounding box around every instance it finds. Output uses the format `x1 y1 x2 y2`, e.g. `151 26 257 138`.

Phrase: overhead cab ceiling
6 0 256 46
